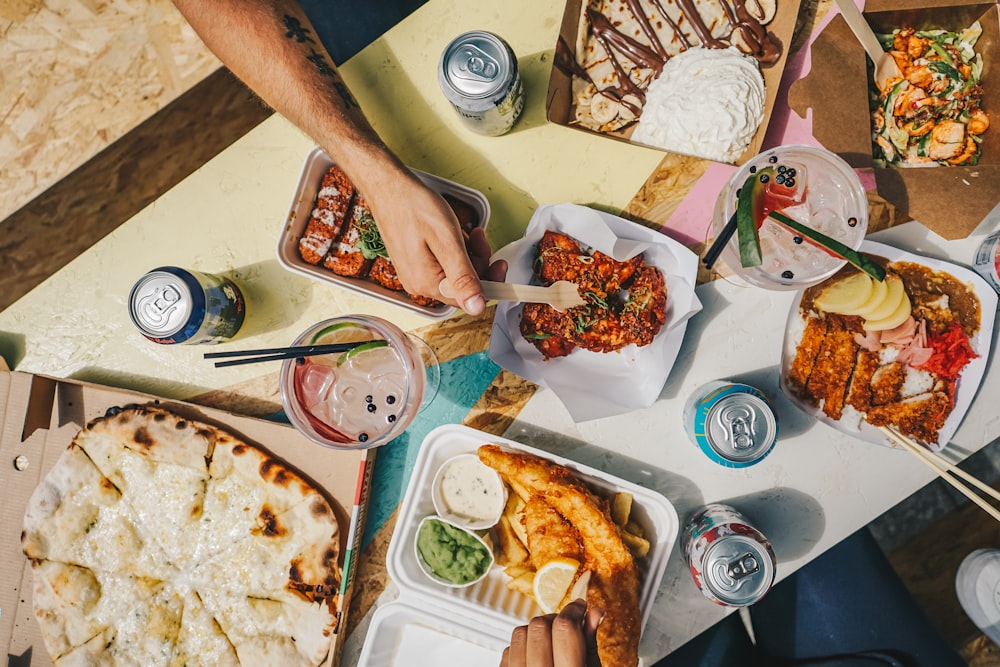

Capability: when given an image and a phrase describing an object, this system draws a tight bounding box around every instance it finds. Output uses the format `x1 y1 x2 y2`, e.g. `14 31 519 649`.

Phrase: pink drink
281 316 425 449
712 145 869 290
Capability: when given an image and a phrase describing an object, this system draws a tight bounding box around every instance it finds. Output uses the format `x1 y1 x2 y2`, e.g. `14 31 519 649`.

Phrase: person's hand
500 599 604 667
366 169 506 315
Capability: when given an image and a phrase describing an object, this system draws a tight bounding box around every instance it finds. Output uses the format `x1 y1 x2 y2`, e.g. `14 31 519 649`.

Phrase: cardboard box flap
0 371 373 667
789 3 1000 239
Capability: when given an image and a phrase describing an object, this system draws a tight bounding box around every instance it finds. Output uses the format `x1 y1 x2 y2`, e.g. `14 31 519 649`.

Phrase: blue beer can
129 267 245 345
683 381 778 468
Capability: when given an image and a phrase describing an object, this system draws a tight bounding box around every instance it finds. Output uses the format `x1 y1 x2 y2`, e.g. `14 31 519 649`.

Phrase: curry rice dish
786 258 981 445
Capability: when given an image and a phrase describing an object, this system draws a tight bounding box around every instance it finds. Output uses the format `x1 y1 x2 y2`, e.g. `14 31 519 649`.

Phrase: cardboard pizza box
545 0 803 165
789 0 1000 239
0 370 374 667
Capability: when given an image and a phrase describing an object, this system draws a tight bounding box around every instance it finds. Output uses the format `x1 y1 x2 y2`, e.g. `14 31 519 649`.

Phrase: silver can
973 230 1000 294
683 503 776 607
438 31 525 136
129 267 245 345
683 381 778 468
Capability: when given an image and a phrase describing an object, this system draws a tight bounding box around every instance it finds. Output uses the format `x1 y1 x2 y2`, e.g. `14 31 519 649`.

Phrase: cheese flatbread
22 405 341 667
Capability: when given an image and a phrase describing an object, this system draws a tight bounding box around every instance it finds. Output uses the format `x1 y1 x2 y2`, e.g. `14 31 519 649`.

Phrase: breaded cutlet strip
845 349 880 413
788 315 828 395
806 316 860 421
367 257 443 307
368 256 404 291
323 194 373 278
299 165 354 264
866 391 951 444
870 362 906 406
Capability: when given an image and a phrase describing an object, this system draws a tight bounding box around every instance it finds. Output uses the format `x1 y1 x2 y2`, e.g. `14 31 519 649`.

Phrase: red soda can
682 503 776 606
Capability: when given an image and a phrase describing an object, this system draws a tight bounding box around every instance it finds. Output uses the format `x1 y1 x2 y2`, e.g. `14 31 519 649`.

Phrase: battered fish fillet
523 496 583 571
478 445 641 667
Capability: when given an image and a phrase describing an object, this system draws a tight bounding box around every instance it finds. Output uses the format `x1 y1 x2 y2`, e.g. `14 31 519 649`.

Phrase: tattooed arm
171 0 502 312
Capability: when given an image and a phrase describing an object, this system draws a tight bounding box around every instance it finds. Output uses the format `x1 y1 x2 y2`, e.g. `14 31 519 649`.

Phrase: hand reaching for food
500 599 604 667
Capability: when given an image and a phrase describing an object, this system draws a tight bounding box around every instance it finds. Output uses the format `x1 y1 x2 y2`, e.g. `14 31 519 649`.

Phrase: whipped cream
632 46 766 163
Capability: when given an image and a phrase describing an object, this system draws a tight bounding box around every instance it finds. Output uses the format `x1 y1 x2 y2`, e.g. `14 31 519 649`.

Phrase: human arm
171 0 501 312
500 600 604 667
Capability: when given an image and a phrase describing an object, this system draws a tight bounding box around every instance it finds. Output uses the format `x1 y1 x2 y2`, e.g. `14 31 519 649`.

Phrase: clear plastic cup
710 145 869 290
280 316 436 449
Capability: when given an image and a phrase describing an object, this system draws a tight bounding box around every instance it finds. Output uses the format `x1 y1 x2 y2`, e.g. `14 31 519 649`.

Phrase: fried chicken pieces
479 445 641 667
520 231 668 359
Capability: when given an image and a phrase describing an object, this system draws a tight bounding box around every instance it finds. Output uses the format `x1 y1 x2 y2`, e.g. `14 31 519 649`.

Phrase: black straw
205 342 364 368
702 211 738 270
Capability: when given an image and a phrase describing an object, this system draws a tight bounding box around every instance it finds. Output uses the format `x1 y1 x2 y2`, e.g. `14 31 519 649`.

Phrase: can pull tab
455 44 499 81
720 405 756 451
727 552 761 581
139 284 182 326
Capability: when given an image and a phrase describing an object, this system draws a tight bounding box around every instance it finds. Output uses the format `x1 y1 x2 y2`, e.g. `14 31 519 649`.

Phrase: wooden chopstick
204 342 363 368
880 426 1000 522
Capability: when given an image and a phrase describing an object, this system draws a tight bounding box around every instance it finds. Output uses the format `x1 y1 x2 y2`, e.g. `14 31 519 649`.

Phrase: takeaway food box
0 367 373 667
789 0 1000 238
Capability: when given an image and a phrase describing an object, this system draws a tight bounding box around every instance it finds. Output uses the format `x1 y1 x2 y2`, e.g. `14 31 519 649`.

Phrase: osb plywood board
0 0 220 223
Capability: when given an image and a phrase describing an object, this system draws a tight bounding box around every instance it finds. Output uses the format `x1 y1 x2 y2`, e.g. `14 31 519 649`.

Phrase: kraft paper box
789 0 1000 239
0 371 374 667
545 0 802 164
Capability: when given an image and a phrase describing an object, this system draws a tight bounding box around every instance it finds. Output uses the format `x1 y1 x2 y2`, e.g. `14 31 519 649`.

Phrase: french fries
489 484 651 604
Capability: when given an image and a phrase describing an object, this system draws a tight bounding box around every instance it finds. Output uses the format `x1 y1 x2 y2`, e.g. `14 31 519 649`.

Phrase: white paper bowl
413 515 495 589
488 203 703 422
430 453 508 531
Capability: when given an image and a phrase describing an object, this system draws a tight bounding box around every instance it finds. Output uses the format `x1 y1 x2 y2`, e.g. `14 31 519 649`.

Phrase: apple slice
814 272 875 314
864 292 912 331
858 274 906 321
841 274 889 316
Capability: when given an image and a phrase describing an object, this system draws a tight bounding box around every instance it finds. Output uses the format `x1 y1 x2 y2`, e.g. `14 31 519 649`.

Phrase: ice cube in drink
712 145 868 290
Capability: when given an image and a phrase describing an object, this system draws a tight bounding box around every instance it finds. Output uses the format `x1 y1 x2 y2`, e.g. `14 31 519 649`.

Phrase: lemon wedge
533 557 581 614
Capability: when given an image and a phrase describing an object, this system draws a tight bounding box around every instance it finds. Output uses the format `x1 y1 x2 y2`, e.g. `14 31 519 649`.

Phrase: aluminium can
438 30 525 136
973 231 1000 294
683 380 778 468
128 267 245 345
682 503 776 607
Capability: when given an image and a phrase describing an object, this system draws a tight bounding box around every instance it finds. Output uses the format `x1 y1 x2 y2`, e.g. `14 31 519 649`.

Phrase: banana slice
617 94 641 123
590 94 621 125
744 0 777 25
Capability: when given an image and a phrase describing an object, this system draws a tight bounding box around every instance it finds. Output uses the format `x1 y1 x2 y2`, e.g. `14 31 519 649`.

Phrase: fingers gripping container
276 146 491 319
357 424 679 666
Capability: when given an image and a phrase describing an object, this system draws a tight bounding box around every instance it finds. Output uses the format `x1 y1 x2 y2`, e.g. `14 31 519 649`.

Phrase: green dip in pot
417 517 492 585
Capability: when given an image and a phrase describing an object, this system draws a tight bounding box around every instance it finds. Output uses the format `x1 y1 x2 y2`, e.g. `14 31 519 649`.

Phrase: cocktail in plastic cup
711 145 869 290
281 316 429 449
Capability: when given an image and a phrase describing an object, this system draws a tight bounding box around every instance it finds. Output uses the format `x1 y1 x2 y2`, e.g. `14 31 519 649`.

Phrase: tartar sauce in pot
434 454 506 529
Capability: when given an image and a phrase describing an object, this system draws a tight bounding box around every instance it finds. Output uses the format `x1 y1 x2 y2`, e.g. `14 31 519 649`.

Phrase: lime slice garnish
310 321 369 345
337 340 390 366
